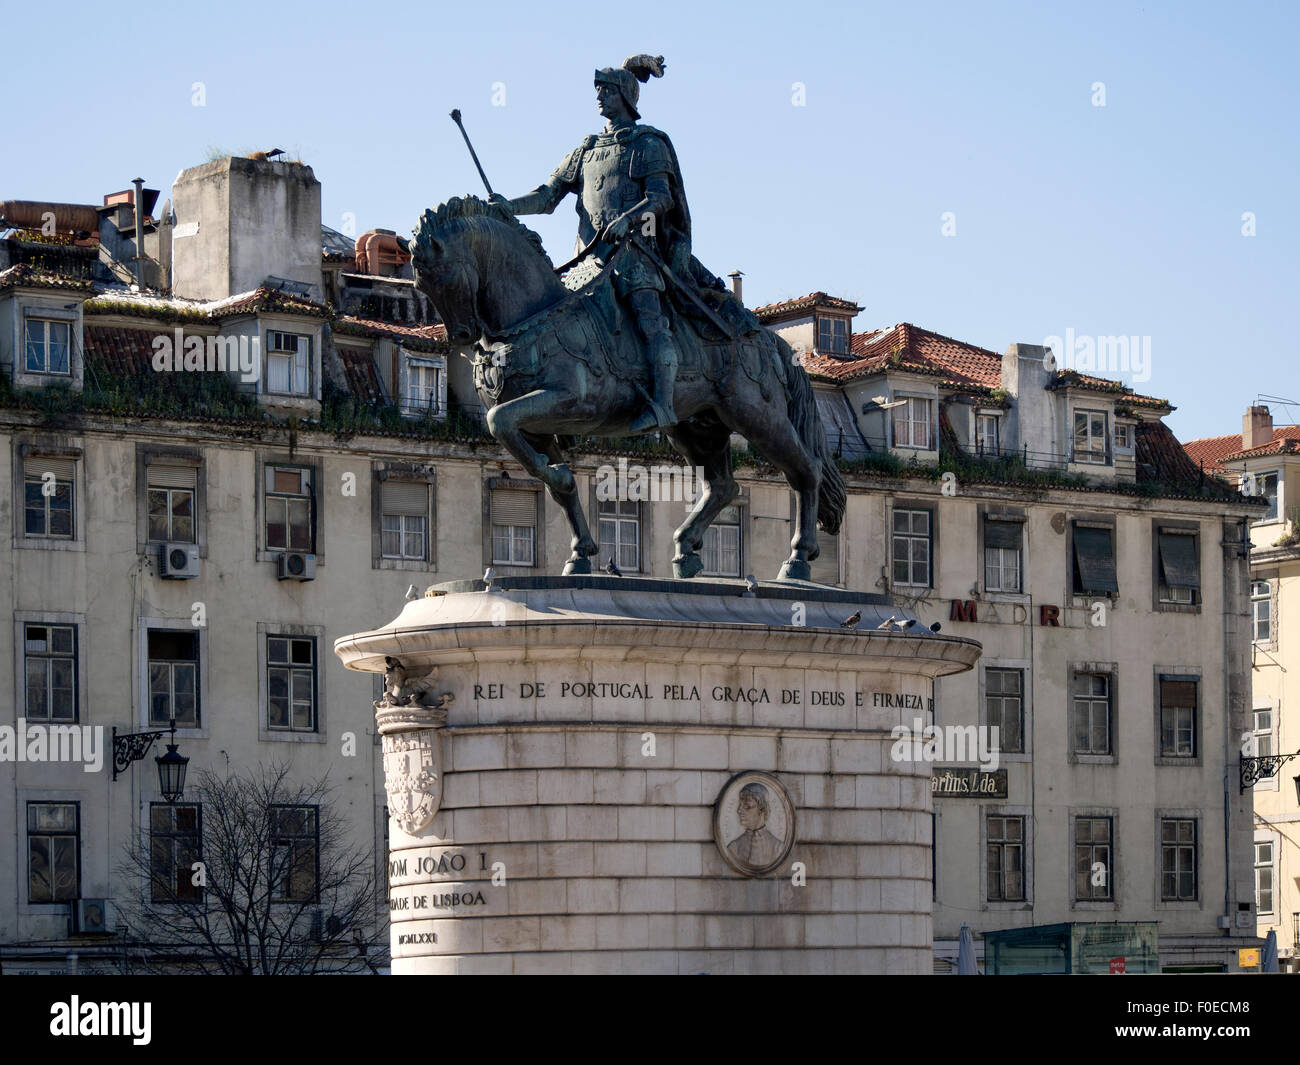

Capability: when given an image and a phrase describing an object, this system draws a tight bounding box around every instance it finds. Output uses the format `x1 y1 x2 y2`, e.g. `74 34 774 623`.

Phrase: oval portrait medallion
713 771 796 877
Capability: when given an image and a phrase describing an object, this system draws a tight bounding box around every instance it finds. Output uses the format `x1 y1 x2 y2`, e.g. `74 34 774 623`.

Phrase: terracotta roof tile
338 348 386 403
1134 420 1206 487
1048 369 1171 410
800 323 1002 390
1184 424 1300 473
0 263 94 292
753 291 863 320
209 286 329 319
82 325 162 376
333 316 447 351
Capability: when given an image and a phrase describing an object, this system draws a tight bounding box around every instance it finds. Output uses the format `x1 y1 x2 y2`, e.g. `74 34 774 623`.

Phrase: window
1161 819 1197 901
984 668 1023 754
892 507 931 587
27 802 78 903
810 529 840 585
147 465 196 544
1253 708 1274 759
25 318 71 374
892 397 932 449
1072 409 1109 464
1256 841 1275 915
976 414 999 455
817 316 850 355
599 499 641 573
148 630 199 727
266 331 311 396
1247 471 1279 522
1071 523 1118 596
984 519 1022 593
1075 817 1113 901
1252 582 1273 643
404 358 444 416
702 504 741 577
1114 424 1132 449
270 806 319 902
380 480 429 561
491 489 537 566
151 803 202 903
1156 530 1199 605
1159 677 1197 758
265 466 314 552
23 456 75 539
986 815 1024 901
1072 673 1112 756
267 636 317 731
24 624 77 722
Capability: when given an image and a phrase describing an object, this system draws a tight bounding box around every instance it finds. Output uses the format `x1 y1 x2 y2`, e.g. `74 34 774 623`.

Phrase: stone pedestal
334 576 979 975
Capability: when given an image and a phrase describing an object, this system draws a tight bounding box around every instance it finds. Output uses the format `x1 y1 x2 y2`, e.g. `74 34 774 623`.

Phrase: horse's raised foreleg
666 418 737 579
487 392 598 574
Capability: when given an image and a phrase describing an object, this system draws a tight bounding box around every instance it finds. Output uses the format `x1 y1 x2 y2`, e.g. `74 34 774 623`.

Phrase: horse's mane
417 195 552 267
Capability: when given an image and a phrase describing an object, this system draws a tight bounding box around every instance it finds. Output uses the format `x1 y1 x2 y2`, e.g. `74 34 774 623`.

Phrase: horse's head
410 196 556 346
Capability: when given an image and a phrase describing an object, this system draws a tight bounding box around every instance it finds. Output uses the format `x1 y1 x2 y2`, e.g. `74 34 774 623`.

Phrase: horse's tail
777 335 846 536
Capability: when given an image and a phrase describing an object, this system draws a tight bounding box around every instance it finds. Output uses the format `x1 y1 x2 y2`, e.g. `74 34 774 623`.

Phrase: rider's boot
630 333 680 434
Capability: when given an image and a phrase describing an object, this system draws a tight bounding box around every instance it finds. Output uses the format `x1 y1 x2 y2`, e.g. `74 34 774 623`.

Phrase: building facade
0 153 1260 973
1186 405 1300 971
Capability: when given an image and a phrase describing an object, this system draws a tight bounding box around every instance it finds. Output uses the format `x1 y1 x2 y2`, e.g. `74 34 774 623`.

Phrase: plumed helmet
594 54 666 120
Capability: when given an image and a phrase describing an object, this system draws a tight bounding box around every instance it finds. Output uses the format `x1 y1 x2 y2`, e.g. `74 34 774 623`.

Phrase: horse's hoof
673 553 704 579
777 558 812 582
563 556 593 576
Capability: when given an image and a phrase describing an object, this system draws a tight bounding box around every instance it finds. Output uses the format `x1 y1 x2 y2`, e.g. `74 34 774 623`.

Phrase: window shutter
148 464 197 490
25 457 76 481
812 531 839 583
1073 525 1118 593
381 480 428 517
491 489 536 528
984 520 1022 551
1157 532 1200 589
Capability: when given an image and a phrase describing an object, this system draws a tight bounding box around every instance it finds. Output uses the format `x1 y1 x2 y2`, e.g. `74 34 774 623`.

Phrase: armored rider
491 54 689 434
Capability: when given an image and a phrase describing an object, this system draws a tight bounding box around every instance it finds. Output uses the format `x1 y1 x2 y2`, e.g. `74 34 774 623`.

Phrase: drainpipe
131 177 146 287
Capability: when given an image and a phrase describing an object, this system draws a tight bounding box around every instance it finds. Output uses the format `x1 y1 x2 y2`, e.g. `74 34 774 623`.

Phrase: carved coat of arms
383 729 443 834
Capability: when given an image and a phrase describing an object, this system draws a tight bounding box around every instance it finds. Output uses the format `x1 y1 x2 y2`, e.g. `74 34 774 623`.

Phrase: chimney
131 177 146 286
1243 404 1273 450
728 269 744 305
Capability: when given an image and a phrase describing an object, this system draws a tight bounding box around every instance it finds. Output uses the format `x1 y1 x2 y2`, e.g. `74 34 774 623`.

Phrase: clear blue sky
3 0 1296 442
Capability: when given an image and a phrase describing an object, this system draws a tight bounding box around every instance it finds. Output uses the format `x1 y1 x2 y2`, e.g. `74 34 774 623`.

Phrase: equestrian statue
413 55 846 581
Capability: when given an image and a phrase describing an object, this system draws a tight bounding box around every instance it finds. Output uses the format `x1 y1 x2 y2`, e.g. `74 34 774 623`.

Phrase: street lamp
112 718 189 802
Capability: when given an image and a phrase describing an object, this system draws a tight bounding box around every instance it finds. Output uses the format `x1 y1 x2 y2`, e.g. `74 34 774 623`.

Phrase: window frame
372 464 436 572
1251 580 1275 646
266 634 318 734
26 800 80 905
484 477 544 571
150 802 204 904
816 315 850 356
23 465 75 542
264 330 313 397
1073 815 1115 903
1070 519 1118 599
891 396 933 450
401 354 447 418
136 448 206 558
598 498 642 574
975 413 1000 456
701 503 742 578
1255 839 1275 916
257 623 327 743
24 316 72 375
146 628 201 729
1070 668 1115 761
1156 673 1199 763
1158 816 1199 903
22 622 78 724
892 505 933 589
1153 522 1201 611
1071 407 1111 465
985 813 1026 903
982 667 1024 755
269 804 320 903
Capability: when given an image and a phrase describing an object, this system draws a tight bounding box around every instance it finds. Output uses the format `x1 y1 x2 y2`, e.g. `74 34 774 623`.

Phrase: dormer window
892 397 933 450
976 413 1000 456
1072 409 1110 465
403 356 445 418
25 318 71 375
817 316 850 355
265 331 311 396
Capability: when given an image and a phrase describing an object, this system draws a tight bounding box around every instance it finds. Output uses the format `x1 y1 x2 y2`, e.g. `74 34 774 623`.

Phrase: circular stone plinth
335 576 980 975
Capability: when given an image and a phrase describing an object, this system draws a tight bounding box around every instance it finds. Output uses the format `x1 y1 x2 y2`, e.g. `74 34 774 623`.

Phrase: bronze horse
410 196 845 581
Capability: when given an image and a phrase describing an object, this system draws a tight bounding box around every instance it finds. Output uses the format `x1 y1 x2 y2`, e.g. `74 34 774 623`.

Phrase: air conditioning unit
278 552 317 581
159 542 200 579
71 898 112 935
